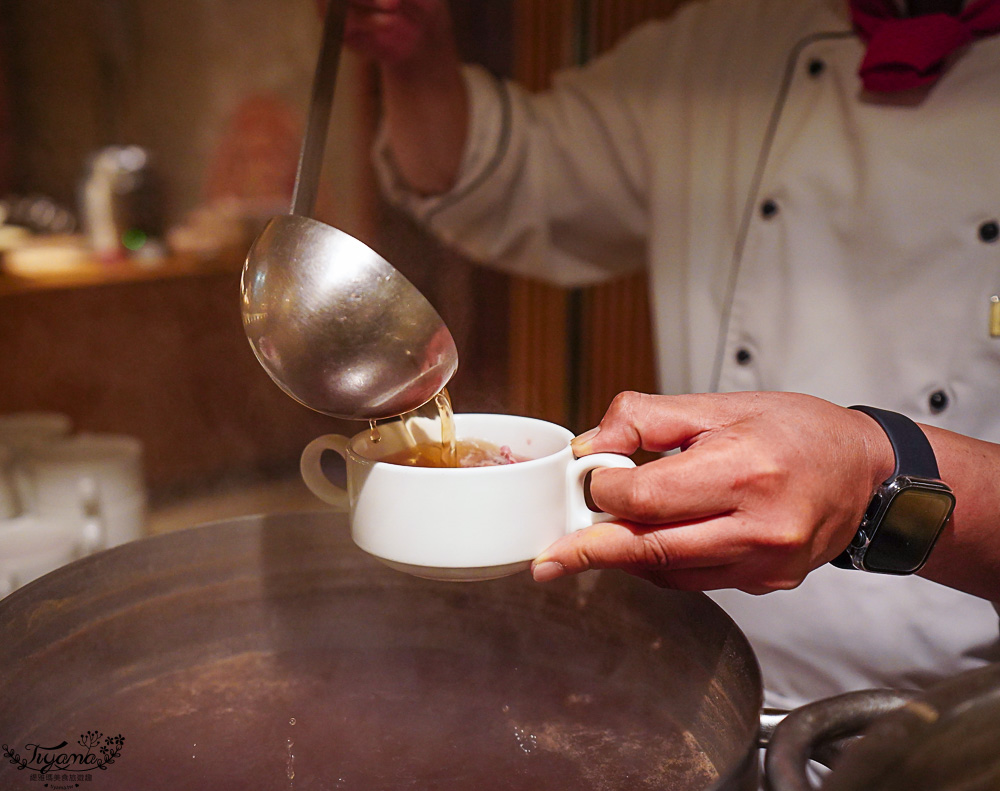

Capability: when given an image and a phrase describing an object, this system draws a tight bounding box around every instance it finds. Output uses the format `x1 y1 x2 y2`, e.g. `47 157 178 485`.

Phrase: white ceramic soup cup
300 413 635 581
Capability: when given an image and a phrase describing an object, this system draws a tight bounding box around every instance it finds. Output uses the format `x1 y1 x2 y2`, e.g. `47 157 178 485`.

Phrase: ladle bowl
241 215 458 421
239 0 457 421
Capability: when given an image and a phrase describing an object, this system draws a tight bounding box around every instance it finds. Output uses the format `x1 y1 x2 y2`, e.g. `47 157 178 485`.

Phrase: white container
16 433 147 548
0 515 88 599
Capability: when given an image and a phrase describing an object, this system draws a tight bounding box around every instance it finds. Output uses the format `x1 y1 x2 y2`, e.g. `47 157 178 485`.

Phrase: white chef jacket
374 0 1000 708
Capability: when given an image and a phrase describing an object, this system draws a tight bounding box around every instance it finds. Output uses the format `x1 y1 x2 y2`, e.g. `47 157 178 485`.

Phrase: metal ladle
240 1 458 421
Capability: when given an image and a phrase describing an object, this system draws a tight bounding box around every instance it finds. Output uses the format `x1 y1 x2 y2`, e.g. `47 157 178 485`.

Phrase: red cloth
851 0 1000 91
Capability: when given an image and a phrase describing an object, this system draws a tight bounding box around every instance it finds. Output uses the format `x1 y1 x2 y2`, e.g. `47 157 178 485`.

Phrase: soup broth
380 438 529 468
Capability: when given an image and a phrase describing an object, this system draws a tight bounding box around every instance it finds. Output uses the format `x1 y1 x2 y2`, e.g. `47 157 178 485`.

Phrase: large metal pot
0 511 763 790
764 662 1000 791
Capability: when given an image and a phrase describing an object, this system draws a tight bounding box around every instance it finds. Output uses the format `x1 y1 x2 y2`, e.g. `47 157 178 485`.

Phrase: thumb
531 522 635 581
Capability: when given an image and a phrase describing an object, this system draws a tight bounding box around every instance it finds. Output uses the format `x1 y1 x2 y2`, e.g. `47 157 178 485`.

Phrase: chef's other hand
317 0 466 197
531 391 896 594
314 0 456 67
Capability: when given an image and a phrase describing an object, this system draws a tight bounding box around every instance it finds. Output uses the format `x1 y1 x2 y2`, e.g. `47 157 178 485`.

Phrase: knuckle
617 470 664 523
627 533 672 569
720 445 793 506
562 529 609 572
599 391 652 453
604 391 642 425
735 454 785 495
569 547 596 572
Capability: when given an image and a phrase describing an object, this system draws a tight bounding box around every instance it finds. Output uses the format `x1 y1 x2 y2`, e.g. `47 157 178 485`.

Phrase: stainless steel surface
824 664 1000 791
757 708 789 749
764 689 915 791
291 0 346 218
241 216 458 420
241 1 458 420
0 511 763 791
766 663 1000 791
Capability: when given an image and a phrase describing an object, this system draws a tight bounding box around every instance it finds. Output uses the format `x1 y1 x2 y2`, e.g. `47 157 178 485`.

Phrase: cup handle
300 434 351 511
565 452 637 533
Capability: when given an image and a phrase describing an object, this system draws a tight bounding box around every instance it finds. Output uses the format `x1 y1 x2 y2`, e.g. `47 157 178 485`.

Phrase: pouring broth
373 388 530 468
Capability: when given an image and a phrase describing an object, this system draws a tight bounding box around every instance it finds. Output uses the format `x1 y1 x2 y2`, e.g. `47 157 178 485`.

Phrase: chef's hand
531 391 896 594
316 0 466 195
338 0 456 67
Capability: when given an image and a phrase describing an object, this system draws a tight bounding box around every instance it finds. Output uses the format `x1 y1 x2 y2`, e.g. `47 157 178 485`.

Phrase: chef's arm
531 391 1000 603
346 1 650 286
919 424 1000 602
344 0 467 195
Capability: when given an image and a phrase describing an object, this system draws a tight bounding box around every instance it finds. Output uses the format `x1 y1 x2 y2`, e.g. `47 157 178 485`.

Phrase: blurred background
0 0 678 585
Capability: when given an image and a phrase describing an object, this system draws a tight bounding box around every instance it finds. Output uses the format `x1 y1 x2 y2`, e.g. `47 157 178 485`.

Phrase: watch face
863 486 956 574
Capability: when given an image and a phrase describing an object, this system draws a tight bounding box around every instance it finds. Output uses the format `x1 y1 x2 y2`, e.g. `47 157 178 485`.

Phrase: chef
345 0 1000 707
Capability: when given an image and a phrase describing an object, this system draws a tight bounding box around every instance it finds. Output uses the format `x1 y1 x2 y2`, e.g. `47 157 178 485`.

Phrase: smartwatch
831 405 955 575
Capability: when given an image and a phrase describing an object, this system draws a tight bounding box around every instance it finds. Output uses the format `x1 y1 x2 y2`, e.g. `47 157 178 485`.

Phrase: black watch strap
831 405 939 570
849 405 940 481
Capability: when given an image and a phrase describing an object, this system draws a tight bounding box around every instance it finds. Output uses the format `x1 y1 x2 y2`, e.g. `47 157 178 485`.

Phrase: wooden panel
514 0 577 89
503 0 690 428
591 0 686 52
576 272 657 430
508 276 571 425
505 0 578 425
573 0 685 429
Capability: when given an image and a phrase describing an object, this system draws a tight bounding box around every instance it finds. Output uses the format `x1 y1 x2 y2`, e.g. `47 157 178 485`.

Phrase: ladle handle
291 0 348 218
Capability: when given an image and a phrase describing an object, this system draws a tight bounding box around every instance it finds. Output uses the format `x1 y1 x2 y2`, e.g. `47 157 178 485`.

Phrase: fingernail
531 560 567 583
571 426 600 455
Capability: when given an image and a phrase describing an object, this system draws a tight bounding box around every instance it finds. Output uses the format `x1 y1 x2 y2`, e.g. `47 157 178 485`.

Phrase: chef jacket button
760 199 779 219
807 58 825 77
735 348 753 365
978 220 999 243
928 390 949 413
